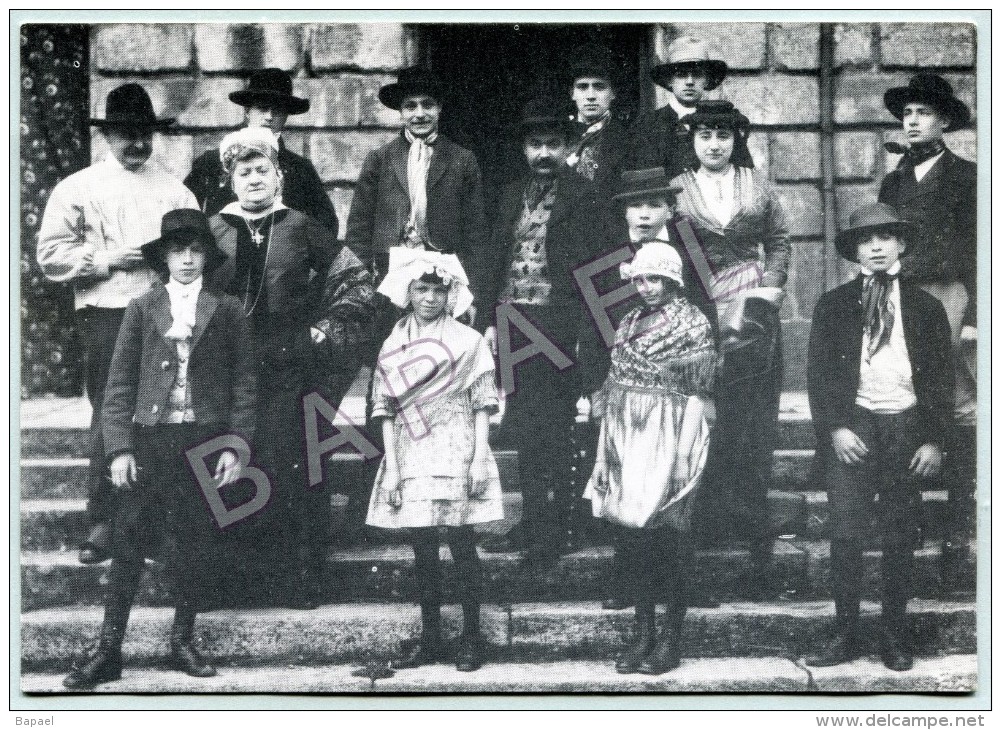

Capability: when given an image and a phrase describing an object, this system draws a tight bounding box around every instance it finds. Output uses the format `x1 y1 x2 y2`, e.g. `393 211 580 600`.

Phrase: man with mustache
185 68 339 235
475 97 608 567
37 83 198 565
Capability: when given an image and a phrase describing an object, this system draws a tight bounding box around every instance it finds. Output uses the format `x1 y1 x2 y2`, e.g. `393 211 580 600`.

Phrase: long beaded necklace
241 212 273 316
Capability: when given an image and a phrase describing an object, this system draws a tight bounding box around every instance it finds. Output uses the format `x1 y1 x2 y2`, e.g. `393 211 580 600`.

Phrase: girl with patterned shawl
366 248 503 673
585 242 717 676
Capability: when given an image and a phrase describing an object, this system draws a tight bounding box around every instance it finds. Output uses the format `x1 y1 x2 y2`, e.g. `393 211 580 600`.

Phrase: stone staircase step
19 538 974 611
20 599 974 670
17 391 820 458
17 484 955 553
19 654 977 694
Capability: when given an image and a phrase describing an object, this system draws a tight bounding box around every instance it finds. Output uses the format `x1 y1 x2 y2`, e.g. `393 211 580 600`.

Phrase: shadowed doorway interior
418 23 648 207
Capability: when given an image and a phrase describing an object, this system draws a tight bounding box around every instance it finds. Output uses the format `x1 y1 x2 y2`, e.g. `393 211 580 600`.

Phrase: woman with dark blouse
208 128 375 608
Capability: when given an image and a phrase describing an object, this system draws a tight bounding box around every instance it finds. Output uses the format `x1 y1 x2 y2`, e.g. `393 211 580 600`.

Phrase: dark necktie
862 272 896 359
883 139 946 168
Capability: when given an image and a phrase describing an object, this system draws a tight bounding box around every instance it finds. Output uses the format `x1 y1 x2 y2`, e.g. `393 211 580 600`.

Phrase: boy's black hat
229 68 310 115
378 67 445 111
884 73 971 133
611 168 683 204
141 209 227 276
835 202 913 263
90 83 174 130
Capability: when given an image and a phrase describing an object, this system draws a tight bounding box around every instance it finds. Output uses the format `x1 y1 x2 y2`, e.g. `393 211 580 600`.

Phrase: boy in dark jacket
63 209 257 689
806 203 954 672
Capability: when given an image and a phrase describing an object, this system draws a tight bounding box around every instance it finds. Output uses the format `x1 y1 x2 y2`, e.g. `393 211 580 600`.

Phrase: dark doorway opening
419 23 648 200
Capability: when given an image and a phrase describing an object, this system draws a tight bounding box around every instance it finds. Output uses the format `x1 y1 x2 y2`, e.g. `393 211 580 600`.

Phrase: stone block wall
652 22 976 387
88 23 418 236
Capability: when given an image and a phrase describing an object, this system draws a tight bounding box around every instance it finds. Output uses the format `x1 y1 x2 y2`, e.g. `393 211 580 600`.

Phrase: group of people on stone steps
34 33 975 688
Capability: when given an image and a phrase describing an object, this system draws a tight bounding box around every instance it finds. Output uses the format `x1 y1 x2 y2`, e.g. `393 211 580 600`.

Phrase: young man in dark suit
806 203 954 672
344 66 488 293
628 36 752 180
476 97 608 566
878 74 977 591
185 68 339 236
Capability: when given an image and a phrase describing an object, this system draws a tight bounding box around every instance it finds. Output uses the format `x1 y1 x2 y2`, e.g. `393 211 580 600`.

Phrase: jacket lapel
209 219 239 290
149 285 174 341
190 289 220 351
897 150 950 203
426 136 451 192
842 277 866 374
389 136 409 194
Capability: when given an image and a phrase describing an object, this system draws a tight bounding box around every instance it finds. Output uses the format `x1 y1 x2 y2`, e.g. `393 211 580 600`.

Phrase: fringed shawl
607 297 718 398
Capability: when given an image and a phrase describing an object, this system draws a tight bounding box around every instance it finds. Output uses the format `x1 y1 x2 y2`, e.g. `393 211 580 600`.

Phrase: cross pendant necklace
244 215 271 247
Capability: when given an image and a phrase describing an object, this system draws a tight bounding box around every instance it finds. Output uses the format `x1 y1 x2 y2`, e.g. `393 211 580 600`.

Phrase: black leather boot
62 642 123 690
169 605 216 678
615 603 656 673
63 561 138 689
637 601 685 675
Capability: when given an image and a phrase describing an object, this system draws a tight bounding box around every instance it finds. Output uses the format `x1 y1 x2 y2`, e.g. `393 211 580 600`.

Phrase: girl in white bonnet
367 248 503 672
585 241 718 675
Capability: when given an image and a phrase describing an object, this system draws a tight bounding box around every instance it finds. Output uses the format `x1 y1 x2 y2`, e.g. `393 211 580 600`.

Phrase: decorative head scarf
219 127 280 176
377 247 474 318
620 241 684 288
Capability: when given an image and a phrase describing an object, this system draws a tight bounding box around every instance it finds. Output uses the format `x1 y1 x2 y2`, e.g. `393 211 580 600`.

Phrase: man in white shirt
36 83 198 564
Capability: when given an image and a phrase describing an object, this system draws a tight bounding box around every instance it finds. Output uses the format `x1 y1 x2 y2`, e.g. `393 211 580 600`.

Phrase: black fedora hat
650 36 728 92
834 202 913 263
884 73 971 132
141 209 227 276
378 67 445 111
684 100 751 135
611 168 683 204
513 96 576 139
89 83 174 129
566 43 620 86
229 68 310 115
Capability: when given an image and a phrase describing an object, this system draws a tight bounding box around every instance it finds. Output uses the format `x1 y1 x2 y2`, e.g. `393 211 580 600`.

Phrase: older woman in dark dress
208 128 375 608
670 101 791 598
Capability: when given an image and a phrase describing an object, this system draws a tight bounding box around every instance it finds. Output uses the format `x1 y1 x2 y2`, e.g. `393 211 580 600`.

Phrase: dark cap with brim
611 168 683 204
89 83 175 129
834 202 913 262
141 209 227 276
229 68 310 115
884 73 971 133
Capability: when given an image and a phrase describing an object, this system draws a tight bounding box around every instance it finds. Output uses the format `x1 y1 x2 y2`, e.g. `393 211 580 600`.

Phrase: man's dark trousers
78 306 126 526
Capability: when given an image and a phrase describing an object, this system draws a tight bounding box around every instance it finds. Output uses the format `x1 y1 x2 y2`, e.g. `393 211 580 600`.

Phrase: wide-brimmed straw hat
611 168 684 204
619 241 684 288
377 248 474 318
141 209 227 276
90 83 174 129
650 36 728 92
834 202 914 262
884 73 971 133
378 67 445 111
229 68 310 115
